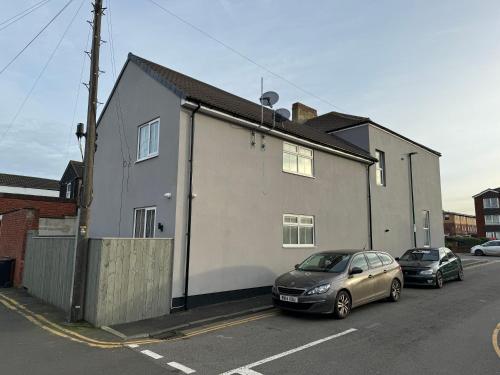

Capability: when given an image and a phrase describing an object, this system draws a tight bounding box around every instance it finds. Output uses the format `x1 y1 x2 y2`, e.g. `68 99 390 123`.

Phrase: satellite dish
275 108 290 122
260 91 279 107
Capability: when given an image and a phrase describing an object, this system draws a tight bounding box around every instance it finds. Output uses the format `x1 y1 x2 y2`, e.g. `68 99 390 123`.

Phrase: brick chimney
292 102 317 124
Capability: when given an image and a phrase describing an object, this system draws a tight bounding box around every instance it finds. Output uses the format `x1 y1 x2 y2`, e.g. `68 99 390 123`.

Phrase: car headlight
420 269 434 275
306 283 331 295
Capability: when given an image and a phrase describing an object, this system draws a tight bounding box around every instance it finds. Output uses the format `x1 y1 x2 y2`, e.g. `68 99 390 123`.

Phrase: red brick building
473 188 500 239
0 173 77 286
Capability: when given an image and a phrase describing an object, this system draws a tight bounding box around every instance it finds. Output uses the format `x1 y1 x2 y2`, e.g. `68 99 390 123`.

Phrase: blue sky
0 0 499 214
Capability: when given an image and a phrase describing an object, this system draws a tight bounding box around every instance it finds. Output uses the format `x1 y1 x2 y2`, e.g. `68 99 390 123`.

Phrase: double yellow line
0 293 160 349
0 292 276 349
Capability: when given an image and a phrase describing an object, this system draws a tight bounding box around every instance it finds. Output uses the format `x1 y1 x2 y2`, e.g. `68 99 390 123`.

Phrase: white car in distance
471 240 500 256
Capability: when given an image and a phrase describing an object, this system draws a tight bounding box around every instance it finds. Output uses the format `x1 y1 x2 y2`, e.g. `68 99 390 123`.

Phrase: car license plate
279 295 298 303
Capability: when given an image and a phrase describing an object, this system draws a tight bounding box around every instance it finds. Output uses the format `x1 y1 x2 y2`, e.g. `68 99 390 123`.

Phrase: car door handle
368 274 374 279
383 269 388 273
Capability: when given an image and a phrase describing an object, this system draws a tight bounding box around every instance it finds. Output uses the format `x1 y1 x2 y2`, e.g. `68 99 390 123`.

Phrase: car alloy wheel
334 291 351 319
389 279 401 302
474 249 484 256
435 271 444 289
457 268 464 281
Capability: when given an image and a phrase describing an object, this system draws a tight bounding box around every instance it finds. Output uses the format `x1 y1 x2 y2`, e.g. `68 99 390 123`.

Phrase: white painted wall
172 111 371 298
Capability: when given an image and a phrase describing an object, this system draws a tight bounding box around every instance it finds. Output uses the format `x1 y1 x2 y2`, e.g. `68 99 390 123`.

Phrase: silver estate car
272 250 403 319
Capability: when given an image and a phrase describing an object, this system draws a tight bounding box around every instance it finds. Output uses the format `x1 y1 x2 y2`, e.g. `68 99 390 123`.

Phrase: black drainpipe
366 163 374 250
408 152 417 247
184 103 201 310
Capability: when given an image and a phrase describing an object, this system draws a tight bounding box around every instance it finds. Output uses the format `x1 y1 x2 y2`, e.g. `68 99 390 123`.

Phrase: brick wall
0 194 76 287
0 193 76 218
0 209 39 286
474 196 485 237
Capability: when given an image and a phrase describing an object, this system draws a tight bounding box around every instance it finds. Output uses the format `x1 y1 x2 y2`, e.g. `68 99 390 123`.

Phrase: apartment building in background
474 188 500 239
443 211 476 237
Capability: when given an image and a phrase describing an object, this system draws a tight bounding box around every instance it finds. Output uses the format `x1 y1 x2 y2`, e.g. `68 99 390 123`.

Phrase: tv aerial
259 78 290 129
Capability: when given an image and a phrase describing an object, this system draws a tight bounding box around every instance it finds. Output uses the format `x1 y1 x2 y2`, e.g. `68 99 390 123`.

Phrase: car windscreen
400 249 439 261
297 253 351 273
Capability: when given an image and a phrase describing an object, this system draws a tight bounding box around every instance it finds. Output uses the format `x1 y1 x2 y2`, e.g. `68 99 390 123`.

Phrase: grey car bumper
272 290 335 314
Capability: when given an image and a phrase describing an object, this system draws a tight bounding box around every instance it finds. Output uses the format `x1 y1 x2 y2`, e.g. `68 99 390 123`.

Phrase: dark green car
396 247 464 288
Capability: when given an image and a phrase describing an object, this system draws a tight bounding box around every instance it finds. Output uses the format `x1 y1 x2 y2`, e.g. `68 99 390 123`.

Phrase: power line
0 0 52 32
106 0 131 161
0 0 74 76
106 0 132 236
146 0 344 111
64 26 92 161
0 0 85 144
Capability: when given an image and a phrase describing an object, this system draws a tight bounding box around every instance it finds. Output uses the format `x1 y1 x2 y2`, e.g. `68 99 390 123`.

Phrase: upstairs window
485 215 500 225
375 150 386 186
282 142 313 177
134 207 156 238
484 197 499 208
65 182 72 199
137 119 160 161
422 210 431 247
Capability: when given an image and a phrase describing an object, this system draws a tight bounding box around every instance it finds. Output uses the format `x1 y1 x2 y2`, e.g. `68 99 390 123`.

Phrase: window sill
283 245 316 249
282 170 315 179
136 153 159 163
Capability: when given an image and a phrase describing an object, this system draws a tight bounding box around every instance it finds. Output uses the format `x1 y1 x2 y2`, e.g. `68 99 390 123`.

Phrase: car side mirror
294 264 299 270
395 257 400 261
349 267 363 275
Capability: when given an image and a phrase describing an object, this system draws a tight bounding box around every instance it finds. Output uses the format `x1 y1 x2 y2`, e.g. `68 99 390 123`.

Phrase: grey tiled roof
0 173 59 190
69 160 83 178
305 112 441 156
127 54 375 162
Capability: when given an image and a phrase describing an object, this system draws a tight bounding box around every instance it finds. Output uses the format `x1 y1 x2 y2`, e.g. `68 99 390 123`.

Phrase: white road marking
228 369 263 375
140 350 163 360
167 362 197 374
466 260 500 270
220 328 357 375
127 344 139 348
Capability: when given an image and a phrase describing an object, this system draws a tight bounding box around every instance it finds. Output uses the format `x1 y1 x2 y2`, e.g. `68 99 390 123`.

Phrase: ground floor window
486 231 500 239
134 207 156 238
422 210 431 247
283 214 314 247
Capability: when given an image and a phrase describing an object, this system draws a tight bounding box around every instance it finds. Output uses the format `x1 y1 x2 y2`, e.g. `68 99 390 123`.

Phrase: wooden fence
85 238 174 327
23 234 174 327
23 232 75 312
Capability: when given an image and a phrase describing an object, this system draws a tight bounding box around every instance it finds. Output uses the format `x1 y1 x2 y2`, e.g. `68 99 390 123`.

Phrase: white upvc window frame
484 197 500 209
282 214 315 248
486 232 500 239
65 182 72 199
133 206 156 238
422 210 431 248
375 149 386 186
485 215 500 225
282 142 314 178
136 118 160 162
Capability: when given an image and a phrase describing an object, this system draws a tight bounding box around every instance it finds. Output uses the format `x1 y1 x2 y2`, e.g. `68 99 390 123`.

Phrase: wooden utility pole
69 0 104 322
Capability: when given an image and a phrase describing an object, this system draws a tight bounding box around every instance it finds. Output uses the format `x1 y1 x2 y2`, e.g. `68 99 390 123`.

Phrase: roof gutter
181 100 374 165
